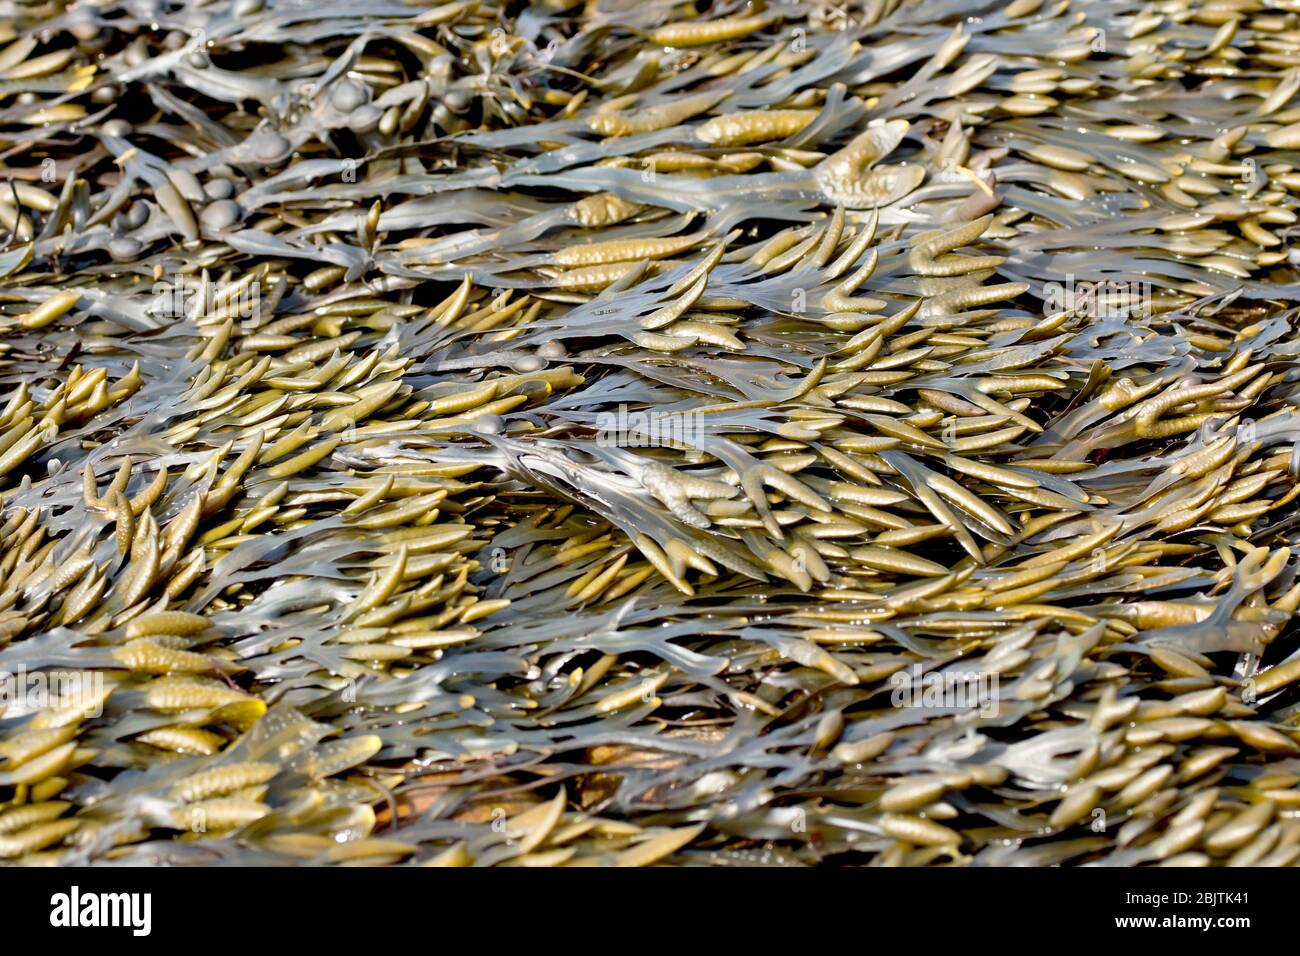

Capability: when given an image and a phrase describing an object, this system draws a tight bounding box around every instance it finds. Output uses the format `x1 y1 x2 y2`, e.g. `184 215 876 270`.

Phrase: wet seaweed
2 0 1300 867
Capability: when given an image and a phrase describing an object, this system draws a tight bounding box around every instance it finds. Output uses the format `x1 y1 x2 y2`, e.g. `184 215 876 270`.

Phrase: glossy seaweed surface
3 0 1300 866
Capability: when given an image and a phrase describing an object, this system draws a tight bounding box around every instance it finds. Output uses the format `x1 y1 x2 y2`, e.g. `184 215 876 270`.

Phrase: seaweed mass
2 0 1300 867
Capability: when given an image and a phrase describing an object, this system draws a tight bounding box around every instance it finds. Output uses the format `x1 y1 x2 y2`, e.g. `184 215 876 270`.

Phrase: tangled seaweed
2 0 1300 866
